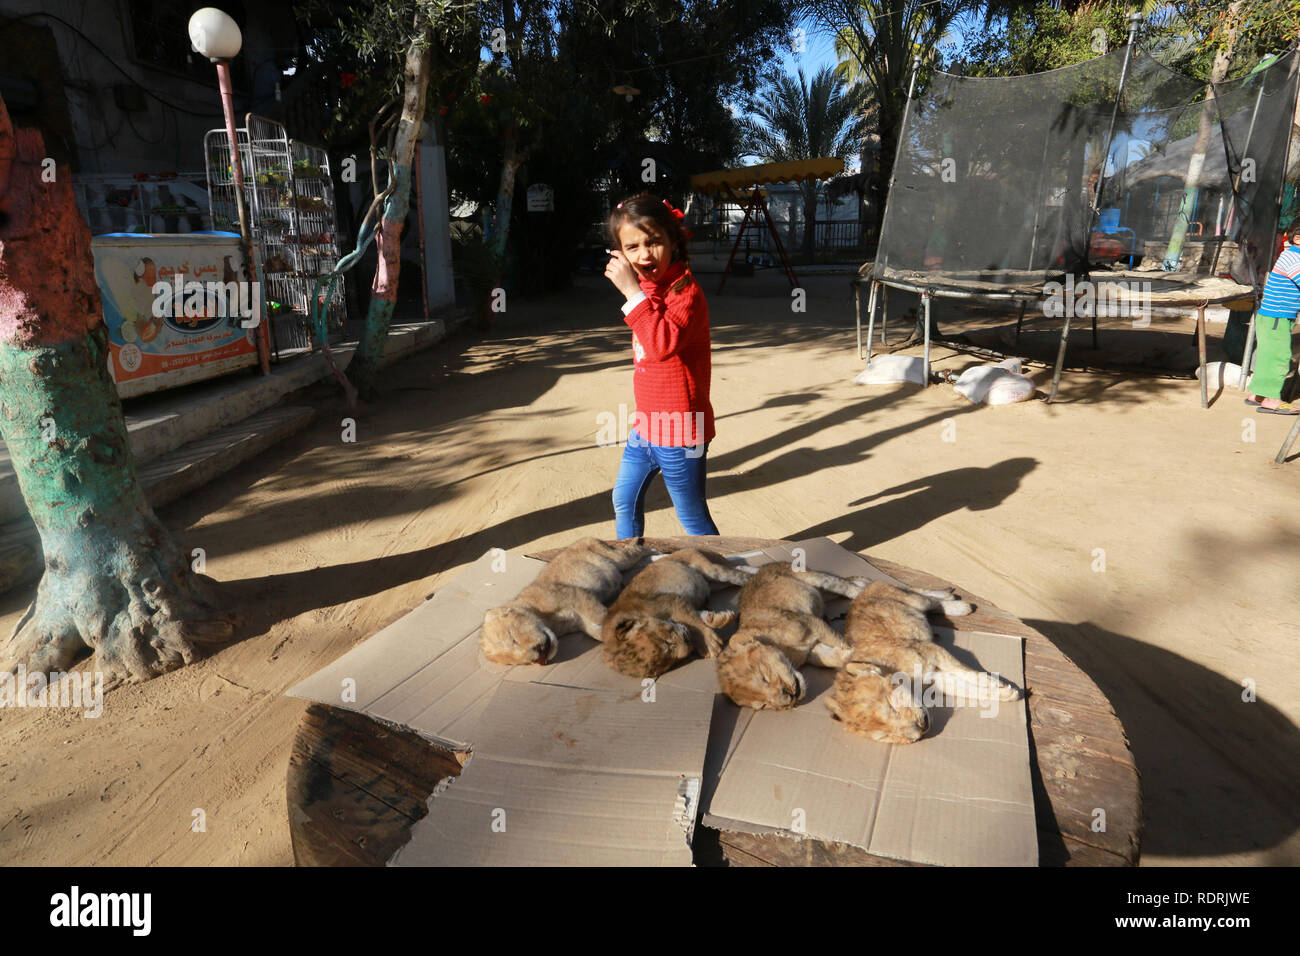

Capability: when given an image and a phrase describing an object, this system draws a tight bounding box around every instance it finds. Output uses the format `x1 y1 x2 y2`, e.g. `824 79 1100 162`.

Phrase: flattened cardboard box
287 549 718 866
701 538 1037 867
289 537 1037 867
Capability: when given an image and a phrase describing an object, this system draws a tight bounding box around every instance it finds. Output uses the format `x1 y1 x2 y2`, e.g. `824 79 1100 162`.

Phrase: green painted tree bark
1163 1 1242 269
486 123 522 261
0 97 238 686
345 18 433 400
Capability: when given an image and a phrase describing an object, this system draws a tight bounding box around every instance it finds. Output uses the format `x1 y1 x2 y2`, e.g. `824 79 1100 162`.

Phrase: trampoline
855 19 1299 406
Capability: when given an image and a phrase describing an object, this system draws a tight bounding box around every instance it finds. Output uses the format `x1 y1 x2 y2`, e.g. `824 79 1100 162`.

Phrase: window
128 0 247 88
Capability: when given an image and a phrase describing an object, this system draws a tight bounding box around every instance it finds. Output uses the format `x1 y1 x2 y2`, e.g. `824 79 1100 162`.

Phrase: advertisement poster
90 233 260 399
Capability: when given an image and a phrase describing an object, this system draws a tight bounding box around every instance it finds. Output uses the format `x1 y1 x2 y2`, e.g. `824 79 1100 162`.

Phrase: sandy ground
0 263 1296 866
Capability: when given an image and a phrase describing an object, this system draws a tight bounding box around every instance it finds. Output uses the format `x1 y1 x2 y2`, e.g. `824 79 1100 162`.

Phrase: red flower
480 93 492 104
440 107 448 115
340 72 357 89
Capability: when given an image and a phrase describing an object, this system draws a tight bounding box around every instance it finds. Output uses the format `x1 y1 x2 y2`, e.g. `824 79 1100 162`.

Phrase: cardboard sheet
288 537 1038 867
286 549 548 748
700 540 1037 867
389 666 715 866
287 547 717 866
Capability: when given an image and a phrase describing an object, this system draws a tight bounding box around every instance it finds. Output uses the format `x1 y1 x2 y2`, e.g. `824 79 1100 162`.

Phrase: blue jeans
613 431 719 539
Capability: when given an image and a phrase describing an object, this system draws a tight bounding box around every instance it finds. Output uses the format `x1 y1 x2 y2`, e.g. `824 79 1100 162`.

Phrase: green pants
1250 313 1297 400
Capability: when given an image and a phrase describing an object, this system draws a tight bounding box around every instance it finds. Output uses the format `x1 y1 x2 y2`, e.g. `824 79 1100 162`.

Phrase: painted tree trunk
1163 2 1241 269
346 28 432 399
0 98 238 686
487 126 521 261
1064 135 1089 272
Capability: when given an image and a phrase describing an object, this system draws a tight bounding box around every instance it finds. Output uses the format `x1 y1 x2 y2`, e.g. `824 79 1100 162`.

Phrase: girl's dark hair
607 192 690 265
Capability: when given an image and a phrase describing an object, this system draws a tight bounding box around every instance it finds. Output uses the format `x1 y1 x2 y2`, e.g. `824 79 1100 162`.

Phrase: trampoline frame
853 274 1255 406
857 19 1295 410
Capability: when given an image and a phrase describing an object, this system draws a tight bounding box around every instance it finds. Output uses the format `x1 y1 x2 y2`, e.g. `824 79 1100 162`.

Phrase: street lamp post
188 7 271 374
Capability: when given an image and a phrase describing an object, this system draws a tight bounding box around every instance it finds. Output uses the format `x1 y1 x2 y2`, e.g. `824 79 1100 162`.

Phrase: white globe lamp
188 7 268 372
188 7 243 62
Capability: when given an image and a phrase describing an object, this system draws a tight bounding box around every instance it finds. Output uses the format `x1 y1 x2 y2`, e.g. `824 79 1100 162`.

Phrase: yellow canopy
690 157 845 193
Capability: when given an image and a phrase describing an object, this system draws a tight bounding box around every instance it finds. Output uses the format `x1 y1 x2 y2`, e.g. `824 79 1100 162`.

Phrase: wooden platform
286 536 1141 866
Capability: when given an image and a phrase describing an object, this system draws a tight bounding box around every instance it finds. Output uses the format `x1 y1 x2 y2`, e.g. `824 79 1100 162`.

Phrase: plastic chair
1097 207 1137 268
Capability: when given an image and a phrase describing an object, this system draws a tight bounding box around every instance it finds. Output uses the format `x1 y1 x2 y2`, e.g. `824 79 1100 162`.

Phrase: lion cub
601 549 753 678
716 562 866 710
826 581 1023 743
480 537 652 665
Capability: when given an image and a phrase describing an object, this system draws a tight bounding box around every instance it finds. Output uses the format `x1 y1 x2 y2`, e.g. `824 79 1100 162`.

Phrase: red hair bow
663 199 692 239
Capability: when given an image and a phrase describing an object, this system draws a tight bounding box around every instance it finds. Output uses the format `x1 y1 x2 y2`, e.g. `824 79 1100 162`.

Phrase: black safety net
872 47 1300 300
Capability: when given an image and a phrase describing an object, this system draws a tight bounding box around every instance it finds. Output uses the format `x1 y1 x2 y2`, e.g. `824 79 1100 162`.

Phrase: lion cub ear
614 618 637 636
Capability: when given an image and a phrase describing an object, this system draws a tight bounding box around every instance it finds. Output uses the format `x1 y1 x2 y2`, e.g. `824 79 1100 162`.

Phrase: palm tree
736 65 867 260
804 0 978 240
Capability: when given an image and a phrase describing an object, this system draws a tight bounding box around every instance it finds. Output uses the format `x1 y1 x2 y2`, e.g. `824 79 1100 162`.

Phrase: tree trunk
346 21 433 400
486 124 521 261
1062 133 1090 272
0 98 238 686
874 101 900 246
1163 1 1242 269
802 181 818 263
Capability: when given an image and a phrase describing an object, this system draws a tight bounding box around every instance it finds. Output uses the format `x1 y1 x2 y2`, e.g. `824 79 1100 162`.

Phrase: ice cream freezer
90 232 265 399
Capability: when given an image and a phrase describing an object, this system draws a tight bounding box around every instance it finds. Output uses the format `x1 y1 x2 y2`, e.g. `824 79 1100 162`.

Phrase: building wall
0 0 293 174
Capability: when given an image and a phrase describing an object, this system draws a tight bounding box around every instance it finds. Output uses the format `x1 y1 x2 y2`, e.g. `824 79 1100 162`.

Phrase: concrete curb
0 315 459 525
0 311 466 593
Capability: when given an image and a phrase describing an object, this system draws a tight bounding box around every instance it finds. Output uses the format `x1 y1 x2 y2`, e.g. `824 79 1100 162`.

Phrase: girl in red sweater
604 192 719 538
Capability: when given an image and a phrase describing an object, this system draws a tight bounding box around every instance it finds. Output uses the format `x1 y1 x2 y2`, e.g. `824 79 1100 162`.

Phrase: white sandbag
1195 361 1243 390
952 359 1035 405
853 354 926 385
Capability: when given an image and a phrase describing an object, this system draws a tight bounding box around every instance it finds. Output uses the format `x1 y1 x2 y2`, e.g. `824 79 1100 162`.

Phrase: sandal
1244 397 1261 406
1258 402 1300 415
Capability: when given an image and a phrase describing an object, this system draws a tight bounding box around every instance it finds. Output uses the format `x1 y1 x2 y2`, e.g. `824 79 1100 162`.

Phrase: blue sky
788 12 845 77
733 12 863 171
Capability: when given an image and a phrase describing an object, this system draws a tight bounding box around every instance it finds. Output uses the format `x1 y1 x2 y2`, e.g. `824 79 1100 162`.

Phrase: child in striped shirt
1248 222 1300 414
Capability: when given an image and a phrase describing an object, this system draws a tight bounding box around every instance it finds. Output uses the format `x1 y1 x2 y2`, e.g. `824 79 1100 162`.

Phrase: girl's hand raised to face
604 249 642 300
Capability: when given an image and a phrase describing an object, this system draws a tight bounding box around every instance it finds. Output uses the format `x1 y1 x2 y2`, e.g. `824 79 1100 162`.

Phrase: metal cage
204 114 347 360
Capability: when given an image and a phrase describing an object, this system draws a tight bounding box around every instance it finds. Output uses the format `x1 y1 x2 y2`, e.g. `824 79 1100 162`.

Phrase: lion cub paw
937 599 973 617
993 679 1024 701
699 609 736 629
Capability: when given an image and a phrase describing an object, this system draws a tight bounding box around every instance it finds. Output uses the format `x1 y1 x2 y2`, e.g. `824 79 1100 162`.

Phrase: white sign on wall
526 183 554 212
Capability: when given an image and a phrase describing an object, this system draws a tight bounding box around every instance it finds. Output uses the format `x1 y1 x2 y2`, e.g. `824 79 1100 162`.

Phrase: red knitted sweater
623 258 715 447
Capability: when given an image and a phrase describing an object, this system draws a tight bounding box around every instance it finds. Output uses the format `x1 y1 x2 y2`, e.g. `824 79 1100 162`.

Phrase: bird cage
204 114 347 359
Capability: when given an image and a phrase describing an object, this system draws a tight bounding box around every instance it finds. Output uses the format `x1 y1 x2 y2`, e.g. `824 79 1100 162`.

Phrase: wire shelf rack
204 114 348 359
